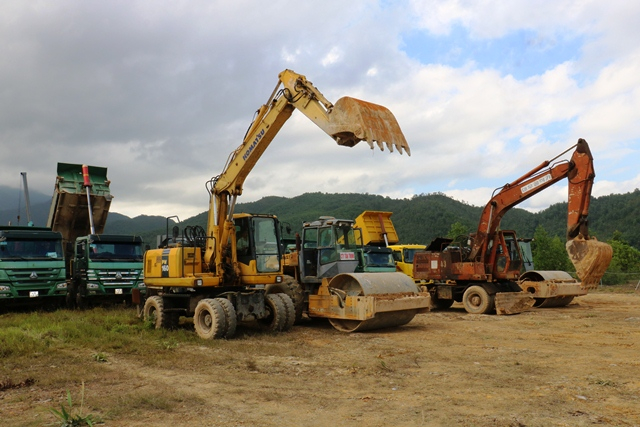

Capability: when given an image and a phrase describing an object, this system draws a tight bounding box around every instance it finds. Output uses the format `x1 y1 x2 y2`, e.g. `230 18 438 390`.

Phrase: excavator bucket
494 292 535 315
328 97 411 155
566 236 613 290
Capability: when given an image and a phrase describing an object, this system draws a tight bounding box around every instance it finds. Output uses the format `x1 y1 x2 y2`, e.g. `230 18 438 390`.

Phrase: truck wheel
274 293 295 331
194 299 227 339
463 285 494 314
215 298 237 338
259 294 287 332
76 292 87 310
143 296 166 329
283 277 305 324
66 285 77 310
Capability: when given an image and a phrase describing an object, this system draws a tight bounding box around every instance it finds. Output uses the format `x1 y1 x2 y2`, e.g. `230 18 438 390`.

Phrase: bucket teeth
329 97 410 156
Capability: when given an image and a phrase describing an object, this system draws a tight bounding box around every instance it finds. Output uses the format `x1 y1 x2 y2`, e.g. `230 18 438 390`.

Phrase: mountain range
2 185 639 249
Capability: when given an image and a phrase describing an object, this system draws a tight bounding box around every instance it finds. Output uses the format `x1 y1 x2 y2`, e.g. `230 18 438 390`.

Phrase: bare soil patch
2 287 639 426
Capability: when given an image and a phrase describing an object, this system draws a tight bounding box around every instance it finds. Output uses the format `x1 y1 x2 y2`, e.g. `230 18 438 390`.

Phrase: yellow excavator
141 69 429 338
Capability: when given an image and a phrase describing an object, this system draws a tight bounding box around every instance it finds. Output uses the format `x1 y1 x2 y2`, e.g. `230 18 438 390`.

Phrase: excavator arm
203 69 409 279
468 138 611 288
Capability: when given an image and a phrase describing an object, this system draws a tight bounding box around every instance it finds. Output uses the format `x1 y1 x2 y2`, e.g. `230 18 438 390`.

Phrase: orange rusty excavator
413 138 613 314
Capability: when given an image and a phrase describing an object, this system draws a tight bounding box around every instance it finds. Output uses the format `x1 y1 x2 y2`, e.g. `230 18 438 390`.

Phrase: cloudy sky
2 0 639 221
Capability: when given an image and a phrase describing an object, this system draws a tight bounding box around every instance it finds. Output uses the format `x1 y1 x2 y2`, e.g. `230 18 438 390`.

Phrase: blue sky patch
401 25 584 80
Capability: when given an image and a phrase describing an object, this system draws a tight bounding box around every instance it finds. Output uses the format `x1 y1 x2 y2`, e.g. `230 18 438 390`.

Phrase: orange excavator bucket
566 236 613 290
328 97 410 156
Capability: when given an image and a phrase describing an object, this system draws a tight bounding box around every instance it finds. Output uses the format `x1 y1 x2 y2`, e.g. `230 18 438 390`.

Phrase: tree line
103 190 640 286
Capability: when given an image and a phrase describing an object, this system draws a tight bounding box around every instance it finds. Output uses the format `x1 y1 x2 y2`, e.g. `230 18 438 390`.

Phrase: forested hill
127 190 640 249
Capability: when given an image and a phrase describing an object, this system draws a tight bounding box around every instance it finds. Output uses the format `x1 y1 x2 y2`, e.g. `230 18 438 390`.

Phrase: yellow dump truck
354 211 427 283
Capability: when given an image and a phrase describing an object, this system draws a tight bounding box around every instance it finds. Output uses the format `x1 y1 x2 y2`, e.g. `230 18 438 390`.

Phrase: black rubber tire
194 299 227 339
283 276 305 324
65 283 76 310
431 297 454 309
143 296 165 329
76 291 87 310
215 298 237 338
259 293 287 332
463 285 495 314
164 311 180 330
274 293 296 331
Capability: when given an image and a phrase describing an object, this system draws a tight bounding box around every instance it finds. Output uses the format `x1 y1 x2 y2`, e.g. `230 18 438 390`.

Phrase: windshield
253 217 280 273
364 251 395 267
0 239 64 260
334 225 358 250
90 242 143 261
403 249 420 263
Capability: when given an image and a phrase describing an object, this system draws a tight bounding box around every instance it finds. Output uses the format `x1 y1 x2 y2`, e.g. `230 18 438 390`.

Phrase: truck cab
0 226 67 306
71 234 145 304
388 244 427 282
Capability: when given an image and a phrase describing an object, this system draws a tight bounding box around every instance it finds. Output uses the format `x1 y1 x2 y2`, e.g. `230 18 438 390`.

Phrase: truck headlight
195 278 203 287
138 282 146 288
87 283 100 290
56 282 67 289
0 285 10 292
276 276 282 283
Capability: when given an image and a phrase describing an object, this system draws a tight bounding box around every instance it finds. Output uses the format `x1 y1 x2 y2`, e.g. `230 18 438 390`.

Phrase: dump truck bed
47 163 112 245
354 210 399 246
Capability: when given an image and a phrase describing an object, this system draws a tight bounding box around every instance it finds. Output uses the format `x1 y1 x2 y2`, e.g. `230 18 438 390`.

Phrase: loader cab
298 217 360 282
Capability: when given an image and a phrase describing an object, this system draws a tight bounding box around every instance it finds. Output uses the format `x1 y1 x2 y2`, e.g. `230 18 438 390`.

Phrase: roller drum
327 272 421 332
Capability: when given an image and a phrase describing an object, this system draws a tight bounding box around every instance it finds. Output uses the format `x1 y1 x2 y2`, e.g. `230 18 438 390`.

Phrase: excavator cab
489 231 523 278
234 214 283 278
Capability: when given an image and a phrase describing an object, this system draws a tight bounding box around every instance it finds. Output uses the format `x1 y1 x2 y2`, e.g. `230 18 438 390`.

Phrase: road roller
282 217 430 332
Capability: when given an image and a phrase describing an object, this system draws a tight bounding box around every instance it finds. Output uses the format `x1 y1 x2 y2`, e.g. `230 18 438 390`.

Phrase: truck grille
86 269 142 287
5 268 64 287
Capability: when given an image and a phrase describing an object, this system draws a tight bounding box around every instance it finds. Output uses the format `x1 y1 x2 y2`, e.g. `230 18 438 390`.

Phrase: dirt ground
2 288 640 427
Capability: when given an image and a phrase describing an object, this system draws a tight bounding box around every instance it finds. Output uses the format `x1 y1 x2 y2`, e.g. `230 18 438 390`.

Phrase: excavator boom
206 69 410 277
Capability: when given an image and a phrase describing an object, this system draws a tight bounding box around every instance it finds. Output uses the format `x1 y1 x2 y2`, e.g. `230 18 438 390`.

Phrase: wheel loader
413 138 613 315
140 69 429 338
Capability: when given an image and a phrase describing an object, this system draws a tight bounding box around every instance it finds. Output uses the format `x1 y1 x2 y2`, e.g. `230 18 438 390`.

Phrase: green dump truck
47 163 145 307
0 226 67 308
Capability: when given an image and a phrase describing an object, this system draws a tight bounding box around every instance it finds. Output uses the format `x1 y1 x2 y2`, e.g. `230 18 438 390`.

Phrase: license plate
115 288 123 295
29 291 39 298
